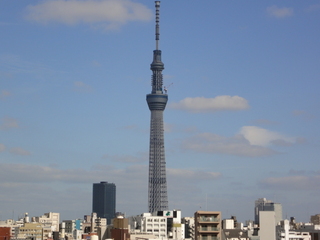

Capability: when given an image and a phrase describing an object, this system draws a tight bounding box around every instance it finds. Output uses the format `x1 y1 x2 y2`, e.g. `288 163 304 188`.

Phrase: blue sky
0 0 319 223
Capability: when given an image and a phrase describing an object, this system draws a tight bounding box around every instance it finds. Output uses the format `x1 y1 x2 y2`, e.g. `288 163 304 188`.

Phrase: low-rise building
310 214 320 225
15 222 43 240
276 220 311 240
182 217 195 240
128 213 167 239
299 223 320 240
0 227 11 240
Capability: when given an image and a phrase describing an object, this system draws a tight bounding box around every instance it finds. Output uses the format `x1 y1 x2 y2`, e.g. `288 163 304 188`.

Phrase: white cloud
9 147 32 156
91 60 101 67
239 126 295 147
0 117 19 130
267 5 293 18
0 54 54 78
168 168 221 181
26 0 152 30
292 110 315 120
0 90 11 99
0 163 221 219
182 132 276 157
252 119 278 126
260 174 320 191
170 96 249 113
73 81 93 92
305 4 320 12
0 144 5 152
164 123 174 133
180 126 299 157
0 163 221 190
102 153 147 163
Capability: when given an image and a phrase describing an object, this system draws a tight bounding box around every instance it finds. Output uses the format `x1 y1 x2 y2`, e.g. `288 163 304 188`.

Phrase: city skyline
0 0 319 222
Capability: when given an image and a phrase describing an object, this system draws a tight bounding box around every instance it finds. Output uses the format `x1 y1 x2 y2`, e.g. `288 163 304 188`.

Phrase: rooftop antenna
155 1 160 50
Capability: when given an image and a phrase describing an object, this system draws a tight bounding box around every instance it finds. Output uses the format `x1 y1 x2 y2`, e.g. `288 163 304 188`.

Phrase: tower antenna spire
155 1 160 50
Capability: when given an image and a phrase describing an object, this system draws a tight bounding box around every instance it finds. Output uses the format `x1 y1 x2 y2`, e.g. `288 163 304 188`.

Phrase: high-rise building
254 198 282 226
92 181 116 224
146 1 169 213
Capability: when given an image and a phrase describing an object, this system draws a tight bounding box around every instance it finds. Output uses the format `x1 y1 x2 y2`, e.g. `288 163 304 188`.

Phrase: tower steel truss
146 1 168 213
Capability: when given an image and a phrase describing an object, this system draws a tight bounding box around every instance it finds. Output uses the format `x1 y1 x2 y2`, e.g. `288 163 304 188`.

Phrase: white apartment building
157 210 185 239
129 213 167 239
32 212 60 240
33 212 60 232
128 210 185 240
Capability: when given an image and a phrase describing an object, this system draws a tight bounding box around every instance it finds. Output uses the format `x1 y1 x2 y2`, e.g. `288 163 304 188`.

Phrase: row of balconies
146 224 166 227
199 217 220 222
199 226 220 232
17 229 42 232
200 235 219 240
146 228 166 232
146 218 166 222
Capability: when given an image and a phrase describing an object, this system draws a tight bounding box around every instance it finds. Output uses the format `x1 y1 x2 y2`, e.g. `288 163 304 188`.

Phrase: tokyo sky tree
146 1 168 213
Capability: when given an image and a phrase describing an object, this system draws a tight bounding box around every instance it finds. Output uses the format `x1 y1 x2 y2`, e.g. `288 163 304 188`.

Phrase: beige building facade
194 211 221 240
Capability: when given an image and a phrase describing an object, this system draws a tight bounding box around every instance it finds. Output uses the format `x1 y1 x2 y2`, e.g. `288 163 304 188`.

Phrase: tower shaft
146 1 168 213
148 110 168 212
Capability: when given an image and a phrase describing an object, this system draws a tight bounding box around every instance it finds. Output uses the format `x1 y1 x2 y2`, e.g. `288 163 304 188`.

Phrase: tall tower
146 1 168 213
92 181 116 224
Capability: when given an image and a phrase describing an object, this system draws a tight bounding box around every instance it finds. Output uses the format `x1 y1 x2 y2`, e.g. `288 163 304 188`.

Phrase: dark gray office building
92 181 116 224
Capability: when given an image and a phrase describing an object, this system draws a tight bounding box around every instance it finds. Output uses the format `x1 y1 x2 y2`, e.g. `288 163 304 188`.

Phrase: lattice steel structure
146 1 168 213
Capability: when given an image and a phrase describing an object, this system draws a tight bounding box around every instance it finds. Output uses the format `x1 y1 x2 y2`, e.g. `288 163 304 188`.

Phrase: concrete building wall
222 219 234 230
273 204 283 226
259 211 275 240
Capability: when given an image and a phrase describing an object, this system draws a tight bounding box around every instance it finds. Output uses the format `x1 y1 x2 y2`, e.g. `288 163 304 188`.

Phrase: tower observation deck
146 1 168 213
